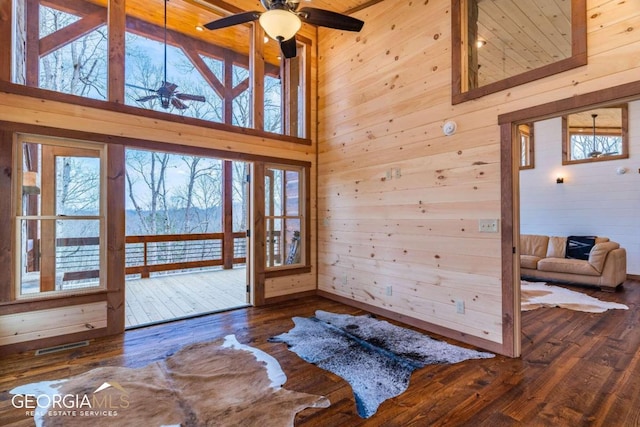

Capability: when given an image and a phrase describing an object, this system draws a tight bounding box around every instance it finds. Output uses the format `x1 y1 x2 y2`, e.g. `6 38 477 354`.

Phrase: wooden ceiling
476 0 572 86
62 0 374 67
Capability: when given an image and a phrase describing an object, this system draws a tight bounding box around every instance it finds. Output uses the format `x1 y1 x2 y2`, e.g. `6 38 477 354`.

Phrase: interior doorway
500 81 640 357
123 147 251 328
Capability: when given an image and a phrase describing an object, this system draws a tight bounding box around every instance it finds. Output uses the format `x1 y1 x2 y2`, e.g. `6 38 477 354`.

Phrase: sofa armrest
588 242 620 273
598 248 627 289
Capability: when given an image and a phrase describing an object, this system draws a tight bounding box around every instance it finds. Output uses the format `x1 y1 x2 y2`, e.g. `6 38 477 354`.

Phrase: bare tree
39 6 107 99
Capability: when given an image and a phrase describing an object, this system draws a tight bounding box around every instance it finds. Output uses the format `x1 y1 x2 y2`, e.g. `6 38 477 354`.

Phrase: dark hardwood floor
1 280 639 426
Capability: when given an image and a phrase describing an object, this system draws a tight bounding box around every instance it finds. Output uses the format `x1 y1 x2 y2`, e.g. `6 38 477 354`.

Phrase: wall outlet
455 300 465 314
385 286 393 296
478 219 499 233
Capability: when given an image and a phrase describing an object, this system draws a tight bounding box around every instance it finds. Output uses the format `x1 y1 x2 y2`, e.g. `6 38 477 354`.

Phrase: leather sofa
520 234 627 291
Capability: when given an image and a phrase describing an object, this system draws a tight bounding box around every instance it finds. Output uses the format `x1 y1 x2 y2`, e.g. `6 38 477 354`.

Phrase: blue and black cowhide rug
269 310 494 418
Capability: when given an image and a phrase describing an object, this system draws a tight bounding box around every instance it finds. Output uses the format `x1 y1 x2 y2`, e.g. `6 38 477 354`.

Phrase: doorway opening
124 147 250 328
499 82 640 357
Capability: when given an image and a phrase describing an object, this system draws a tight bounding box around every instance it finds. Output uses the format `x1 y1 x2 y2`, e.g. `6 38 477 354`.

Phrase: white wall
520 101 640 275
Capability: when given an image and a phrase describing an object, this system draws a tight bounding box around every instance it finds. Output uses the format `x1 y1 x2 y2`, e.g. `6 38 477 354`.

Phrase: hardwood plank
1 280 639 425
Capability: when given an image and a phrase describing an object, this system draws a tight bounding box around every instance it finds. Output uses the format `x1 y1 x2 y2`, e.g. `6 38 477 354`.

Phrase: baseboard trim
316 290 508 356
627 274 640 281
264 290 317 305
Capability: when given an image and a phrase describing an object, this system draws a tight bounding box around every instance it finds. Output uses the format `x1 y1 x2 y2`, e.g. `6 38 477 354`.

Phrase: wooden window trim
561 104 629 165
13 134 108 300
451 0 587 105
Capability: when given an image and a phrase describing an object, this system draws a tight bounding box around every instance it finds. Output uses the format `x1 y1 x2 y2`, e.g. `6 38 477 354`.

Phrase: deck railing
56 232 247 281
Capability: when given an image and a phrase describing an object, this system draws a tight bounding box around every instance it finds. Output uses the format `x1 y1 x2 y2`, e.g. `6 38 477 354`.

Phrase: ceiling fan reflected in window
204 0 364 59
126 0 206 110
588 113 619 158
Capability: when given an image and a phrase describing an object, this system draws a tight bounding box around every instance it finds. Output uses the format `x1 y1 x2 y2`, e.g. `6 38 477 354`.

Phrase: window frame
562 104 629 165
263 163 308 274
451 0 587 104
7 0 311 143
518 123 534 170
13 134 107 300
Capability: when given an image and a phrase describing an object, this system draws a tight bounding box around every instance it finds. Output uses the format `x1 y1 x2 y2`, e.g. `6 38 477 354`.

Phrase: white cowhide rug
9 335 329 427
521 281 629 313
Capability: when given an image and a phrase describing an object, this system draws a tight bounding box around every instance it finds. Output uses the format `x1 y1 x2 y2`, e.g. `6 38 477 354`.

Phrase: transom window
10 0 309 139
562 105 629 165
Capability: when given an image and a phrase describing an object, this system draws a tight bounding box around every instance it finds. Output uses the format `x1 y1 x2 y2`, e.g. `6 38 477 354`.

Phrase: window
14 135 106 298
452 0 587 104
12 1 108 99
562 105 628 165
10 0 310 140
265 165 304 269
518 123 534 170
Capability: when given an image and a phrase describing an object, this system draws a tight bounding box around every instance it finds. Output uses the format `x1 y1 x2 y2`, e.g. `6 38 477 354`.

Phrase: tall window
14 135 106 298
518 123 534 170
265 165 304 269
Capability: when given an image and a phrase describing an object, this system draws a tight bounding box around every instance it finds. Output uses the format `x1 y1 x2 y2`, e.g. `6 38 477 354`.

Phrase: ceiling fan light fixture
259 9 301 41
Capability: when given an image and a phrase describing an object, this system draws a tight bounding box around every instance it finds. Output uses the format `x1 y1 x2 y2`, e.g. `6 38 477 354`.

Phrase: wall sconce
556 177 564 184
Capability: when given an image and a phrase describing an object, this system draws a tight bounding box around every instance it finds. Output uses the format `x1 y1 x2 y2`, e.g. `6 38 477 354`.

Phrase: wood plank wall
317 0 640 353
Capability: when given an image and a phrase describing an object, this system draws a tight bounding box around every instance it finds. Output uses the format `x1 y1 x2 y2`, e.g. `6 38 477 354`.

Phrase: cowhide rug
521 281 629 313
9 335 329 427
269 310 494 419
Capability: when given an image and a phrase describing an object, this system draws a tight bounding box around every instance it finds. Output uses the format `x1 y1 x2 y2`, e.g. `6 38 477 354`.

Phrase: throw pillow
566 236 596 260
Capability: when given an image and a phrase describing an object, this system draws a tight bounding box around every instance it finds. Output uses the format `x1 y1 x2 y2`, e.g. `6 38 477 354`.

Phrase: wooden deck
125 268 248 328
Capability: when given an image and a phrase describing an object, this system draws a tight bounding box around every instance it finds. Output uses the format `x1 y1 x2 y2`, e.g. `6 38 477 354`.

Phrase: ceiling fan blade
204 11 261 30
298 7 364 32
126 83 156 92
171 98 189 110
136 95 159 102
280 37 297 59
176 93 206 102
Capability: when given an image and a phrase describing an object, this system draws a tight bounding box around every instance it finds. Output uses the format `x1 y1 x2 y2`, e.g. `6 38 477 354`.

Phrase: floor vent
35 340 90 356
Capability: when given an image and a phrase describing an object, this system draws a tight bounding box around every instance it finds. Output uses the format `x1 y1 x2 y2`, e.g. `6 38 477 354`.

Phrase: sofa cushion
588 242 620 273
521 235 549 258
566 236 596 260
546 236 567 258
537 258 600 276
521 255 542 270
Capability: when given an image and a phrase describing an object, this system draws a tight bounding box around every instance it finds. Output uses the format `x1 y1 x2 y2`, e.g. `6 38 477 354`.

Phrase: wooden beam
106 143 125 335
223 160 233 269
39 10 107 57
251 23 265 131
177 36 226 98
25 0 39 87
252 162 266 306
0 131 12 302
232 78 250 98
223 57 233 124
0 0 11 81
108 0 126 103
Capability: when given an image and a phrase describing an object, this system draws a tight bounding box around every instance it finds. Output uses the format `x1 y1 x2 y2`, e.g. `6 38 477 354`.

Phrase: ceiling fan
588 113 618 158
127 0 206 110
204 0 364 59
